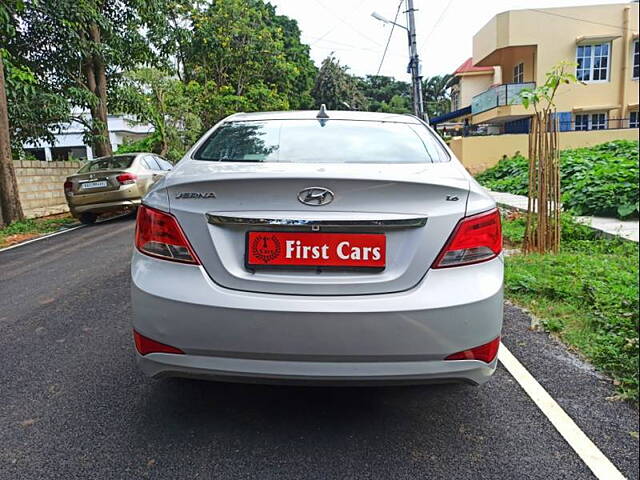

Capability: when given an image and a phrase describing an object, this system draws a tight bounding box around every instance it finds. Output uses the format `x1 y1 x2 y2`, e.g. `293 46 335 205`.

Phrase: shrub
476 140 639 219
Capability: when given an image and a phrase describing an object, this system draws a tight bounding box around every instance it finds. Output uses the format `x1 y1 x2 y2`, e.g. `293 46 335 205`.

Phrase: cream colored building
437 2 639 172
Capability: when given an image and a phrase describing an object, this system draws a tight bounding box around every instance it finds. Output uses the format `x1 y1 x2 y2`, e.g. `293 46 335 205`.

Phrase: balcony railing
471 82 536 115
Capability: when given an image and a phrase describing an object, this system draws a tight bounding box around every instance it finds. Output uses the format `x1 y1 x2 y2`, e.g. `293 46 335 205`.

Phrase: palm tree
422 74 453 117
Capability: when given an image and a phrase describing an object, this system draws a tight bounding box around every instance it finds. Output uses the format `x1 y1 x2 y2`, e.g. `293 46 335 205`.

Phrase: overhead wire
376 0 405 75
418 0 454 54
527 8 635 32
313 0 383 46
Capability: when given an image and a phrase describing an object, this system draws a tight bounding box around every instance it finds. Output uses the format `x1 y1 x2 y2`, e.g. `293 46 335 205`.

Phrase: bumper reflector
445 337 500 363
133 330 184 356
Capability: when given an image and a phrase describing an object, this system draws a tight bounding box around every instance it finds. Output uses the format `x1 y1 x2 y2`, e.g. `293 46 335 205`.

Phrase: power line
418 0 454 52
313 0 383 47
309 0 369 46
376 0 405 75
309 37 380 53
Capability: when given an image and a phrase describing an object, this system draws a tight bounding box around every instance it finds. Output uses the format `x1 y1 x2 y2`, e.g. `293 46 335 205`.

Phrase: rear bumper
66 185 142 216
69 198 141 216
131 251 503 385
136 352 497 386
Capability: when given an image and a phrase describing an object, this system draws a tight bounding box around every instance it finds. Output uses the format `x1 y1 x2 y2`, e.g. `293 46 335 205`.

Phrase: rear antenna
316 104 329 126
316 104 329 119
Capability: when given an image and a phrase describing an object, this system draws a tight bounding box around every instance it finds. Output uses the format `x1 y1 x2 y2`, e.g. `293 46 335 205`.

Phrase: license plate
246 232 386 268
81 180 108 189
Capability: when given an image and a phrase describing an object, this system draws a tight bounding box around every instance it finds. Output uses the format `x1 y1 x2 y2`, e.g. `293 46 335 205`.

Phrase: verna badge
175 192 216 199
297 187 334 206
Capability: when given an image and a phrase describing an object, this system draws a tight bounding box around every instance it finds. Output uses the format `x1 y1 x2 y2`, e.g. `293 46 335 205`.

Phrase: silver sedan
131 109 503 385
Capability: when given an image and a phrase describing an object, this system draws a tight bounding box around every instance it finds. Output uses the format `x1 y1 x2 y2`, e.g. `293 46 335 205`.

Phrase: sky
269 0 627 80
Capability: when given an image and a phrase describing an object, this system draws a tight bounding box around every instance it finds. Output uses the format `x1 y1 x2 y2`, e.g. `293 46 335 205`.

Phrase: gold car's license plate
81 180 108 189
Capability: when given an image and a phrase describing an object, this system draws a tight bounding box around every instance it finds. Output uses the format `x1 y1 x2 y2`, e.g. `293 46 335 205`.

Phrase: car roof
225 110 423 124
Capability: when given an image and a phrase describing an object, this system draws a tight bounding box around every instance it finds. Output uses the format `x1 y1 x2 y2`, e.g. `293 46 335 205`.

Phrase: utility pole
405 0 427 123
371 2 427 122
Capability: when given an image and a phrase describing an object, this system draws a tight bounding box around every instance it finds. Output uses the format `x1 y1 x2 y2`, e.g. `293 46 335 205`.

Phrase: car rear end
131 112 503 385
64 155 144 221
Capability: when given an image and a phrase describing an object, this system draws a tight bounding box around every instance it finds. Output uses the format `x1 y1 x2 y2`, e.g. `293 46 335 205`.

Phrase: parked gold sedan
64 153 173 224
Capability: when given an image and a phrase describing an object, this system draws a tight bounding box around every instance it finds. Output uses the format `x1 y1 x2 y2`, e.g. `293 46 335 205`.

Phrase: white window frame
576 42 611 83
630 111 639 128
450 89 460 111
574 111 608 131
633 39 639 80
513 62 524 83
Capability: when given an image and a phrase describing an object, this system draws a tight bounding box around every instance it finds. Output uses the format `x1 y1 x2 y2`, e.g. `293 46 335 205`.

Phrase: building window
576 43 610 82
633 40 639 80
630 111 639 128
451 90 460 111
513 62 524 83
574 112 608 131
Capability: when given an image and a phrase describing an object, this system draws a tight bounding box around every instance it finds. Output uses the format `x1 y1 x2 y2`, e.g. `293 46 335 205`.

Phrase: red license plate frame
246 231 386 269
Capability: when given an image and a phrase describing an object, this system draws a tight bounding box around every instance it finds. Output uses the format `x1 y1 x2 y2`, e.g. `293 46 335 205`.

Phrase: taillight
432 208 502 268
133 330 184 355
445 337 500 363
116 172 137 185
64 180 73 194
135 205 200 264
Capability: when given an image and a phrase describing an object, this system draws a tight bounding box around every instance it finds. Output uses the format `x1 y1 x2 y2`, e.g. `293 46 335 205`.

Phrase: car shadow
135 377 474 437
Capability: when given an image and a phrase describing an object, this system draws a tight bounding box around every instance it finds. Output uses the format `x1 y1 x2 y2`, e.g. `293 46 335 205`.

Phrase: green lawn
502 213 639 402
0 215 77 248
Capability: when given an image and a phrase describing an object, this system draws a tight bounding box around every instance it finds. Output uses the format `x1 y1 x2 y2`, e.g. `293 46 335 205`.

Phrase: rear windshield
193 120 449 163
78 156 135 173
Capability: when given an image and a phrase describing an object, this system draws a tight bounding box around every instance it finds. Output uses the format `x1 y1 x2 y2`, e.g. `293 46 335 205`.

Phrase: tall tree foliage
422 74 453 117
312 55 367 110
358 75 411 113
184 0 315 108
114 68 201 160
7 0 160 157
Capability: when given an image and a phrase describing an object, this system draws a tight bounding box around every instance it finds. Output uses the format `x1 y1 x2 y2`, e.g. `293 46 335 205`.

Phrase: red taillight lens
135 205 200 264
64 180 73 193
133 330 184 355
445 337 500 363
432 208 502 268
116 173 137 185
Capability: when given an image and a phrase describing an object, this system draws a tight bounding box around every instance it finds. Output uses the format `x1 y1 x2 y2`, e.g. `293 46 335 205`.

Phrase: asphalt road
1 216 638 480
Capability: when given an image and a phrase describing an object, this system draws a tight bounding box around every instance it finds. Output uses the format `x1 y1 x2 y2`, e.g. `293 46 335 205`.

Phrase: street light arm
371 11 409 31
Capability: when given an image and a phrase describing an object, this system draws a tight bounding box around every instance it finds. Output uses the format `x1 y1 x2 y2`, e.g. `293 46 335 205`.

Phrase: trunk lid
67 170 126 196
165 161 470 296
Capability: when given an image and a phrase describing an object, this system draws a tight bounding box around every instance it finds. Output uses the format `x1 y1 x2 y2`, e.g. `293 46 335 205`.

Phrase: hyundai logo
297 187 334 206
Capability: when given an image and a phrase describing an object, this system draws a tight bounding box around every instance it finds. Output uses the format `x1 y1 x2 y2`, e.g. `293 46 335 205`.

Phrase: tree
358 75 411 113
517 61 578 253
2 51 69 150
0 53 23 226
114 68 201 160
7 0 161 157
380 95 411 114
184 0 313 104
311 55 367 110
0 1 25 225
423 74 453 117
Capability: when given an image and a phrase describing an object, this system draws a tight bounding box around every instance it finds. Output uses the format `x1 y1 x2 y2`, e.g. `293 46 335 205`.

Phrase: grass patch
502 212 639 401
0 215 77 248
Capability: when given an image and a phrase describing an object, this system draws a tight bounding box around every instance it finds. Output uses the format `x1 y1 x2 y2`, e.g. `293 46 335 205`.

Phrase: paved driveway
1 216 637 479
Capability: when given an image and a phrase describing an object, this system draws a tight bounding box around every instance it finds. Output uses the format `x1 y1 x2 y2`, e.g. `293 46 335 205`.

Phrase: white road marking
498 343 626 480
0 225 86 253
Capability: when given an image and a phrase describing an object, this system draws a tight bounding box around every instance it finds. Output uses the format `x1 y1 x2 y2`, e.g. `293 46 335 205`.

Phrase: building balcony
471 82 535 124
